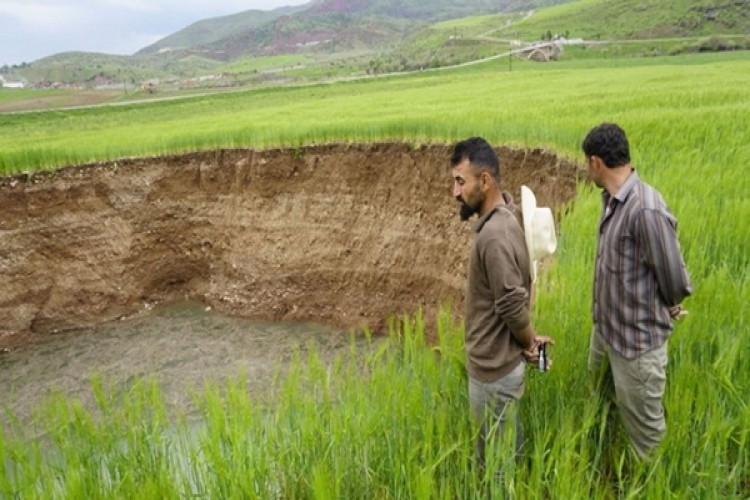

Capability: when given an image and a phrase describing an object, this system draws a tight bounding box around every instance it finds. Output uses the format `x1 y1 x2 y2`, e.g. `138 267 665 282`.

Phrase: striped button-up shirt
593 170 693 359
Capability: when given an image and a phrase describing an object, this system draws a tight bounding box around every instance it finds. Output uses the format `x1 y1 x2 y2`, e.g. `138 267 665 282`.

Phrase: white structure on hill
0 75 25 88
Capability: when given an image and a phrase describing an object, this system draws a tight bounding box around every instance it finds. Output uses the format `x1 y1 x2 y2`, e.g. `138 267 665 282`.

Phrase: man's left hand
523 335 554 368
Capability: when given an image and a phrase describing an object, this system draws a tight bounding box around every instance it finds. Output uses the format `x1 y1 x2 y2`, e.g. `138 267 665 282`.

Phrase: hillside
4 0 749 93
7 0 571 86
503 0 750 41
151 0 569 60
386 0 750 72
138 5 307 55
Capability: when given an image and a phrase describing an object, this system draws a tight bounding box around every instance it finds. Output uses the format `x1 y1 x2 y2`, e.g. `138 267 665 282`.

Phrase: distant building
0 76 25 89
141 79 160 93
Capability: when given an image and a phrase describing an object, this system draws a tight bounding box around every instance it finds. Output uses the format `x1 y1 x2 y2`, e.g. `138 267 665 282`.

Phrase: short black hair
450 137 501 181
582 123 631 168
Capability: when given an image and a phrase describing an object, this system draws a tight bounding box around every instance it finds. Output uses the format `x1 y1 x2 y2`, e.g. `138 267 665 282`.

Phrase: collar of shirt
473 191 515 233
602 169 638 217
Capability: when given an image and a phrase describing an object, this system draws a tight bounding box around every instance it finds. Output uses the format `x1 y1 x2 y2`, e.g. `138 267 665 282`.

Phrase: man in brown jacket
450 137 552 481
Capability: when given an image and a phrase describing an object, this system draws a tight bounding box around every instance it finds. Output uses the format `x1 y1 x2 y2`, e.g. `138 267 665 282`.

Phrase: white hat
521 185 557 282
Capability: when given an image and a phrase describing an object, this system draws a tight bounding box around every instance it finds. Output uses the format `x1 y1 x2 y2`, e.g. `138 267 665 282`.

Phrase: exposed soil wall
0 143 582 349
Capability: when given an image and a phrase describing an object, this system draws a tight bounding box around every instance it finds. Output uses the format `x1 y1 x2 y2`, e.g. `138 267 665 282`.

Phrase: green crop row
1 49 748 497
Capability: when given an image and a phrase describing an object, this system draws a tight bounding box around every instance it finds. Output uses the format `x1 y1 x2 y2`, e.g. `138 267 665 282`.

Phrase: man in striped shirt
583 123 693 458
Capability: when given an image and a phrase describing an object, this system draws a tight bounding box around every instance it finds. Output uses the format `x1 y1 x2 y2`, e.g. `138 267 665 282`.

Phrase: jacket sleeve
481 231 530 334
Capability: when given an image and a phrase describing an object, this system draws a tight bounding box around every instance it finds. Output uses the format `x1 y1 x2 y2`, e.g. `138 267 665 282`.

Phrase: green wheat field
1 50 748 498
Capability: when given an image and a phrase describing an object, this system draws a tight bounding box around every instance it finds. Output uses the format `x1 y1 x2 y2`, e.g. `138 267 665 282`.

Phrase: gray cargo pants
588 328 668 458
469 362 525 480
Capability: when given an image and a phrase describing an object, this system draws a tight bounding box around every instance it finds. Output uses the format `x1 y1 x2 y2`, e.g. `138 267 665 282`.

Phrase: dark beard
459 201 479 221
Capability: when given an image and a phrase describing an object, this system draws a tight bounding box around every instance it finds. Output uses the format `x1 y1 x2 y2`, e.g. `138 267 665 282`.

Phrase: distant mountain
11 0 747 88
11 0 573 86
141 0 572 60
137 5 307 55
306 0 569 18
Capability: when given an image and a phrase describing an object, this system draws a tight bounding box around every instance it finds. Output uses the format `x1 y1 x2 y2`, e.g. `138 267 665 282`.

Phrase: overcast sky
0 0 310 66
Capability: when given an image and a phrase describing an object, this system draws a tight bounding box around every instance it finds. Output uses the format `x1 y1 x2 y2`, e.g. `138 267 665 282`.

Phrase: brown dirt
0 142 583 350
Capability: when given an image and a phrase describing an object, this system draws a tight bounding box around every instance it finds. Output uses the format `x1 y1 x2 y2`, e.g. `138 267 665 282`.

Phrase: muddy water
0 301 361 423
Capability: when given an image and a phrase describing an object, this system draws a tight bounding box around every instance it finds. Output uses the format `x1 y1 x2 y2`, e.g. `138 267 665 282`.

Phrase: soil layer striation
0 142 581 349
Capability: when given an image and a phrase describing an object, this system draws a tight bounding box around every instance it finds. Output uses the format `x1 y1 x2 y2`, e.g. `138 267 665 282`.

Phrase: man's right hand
669 305 688 320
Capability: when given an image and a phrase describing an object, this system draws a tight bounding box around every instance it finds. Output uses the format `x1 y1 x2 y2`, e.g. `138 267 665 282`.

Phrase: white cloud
99 0 161 13
0 2 79 33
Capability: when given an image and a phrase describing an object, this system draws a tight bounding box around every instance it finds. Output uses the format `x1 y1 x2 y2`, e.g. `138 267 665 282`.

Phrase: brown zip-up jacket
465 192 532 383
